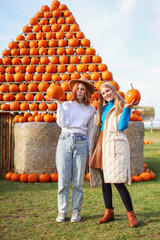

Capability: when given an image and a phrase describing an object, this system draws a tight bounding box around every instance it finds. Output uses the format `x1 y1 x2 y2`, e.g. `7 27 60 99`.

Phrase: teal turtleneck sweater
101 100 131 131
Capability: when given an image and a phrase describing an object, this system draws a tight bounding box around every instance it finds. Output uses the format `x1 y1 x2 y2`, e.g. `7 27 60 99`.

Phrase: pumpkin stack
0 0 142 123
0 0 123 123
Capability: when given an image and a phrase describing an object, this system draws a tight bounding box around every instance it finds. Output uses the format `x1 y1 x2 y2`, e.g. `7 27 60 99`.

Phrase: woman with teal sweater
90 82 139 228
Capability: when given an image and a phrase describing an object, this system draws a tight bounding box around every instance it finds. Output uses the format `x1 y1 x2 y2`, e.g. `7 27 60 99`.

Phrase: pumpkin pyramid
0 0 122 123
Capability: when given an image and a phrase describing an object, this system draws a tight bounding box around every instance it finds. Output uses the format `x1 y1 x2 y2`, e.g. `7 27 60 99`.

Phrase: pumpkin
61 73 71 82
56 31 65 40
150 171 155 180
66 32 75 39
39 102 48 111
19 83 28 92
28 116 35 122
59 55 69 64
77 64 88 73
29 103 39 111
33 74 42 82
25 93 34 101
144 163 148 168
132 175 142 182
81 55 91 64
19 116 27 123
5 172 13 180
1 104 10 111
28 83 38 92
91 92 99 101
108 81 120 91
11 173 21 181
95 81 104 91
9 84 19 92
5 73 14 82
76 32 84 39
117 90 125 99
20 102 29 111
52 74 61 82
67 64 76 73
66 16 75 24
50 173 58 182
20 173 28 183
80 38 90 47
61 24 70 32
46 65 57 73
102 70 113 80
47 84 63 99
91 72 101 81
24 112 31 119
35 93 44 101
66 92 73 101
86 172 90 181
44 114 54 122
68 38 79 47
61 82 71 92
11 48 20 56
40 57 49 65
88 64 98 72
71 73 81 80
34 115 43 122
39 173 50 182
57 64 66 73
30 48 38 56
48 103 57 111
3 93 14 101
139 172 150 181
29 17 38 26
38 82 49 92
10 102 20 111
15 93 25 101
28 173 38 183
125 84 141 105
56 47 65 55
86 47 96 55
91 100 99 110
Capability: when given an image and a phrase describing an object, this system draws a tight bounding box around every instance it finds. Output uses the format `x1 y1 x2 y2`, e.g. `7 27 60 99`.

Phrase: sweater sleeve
56 102 71 128
86 111 96 152
118 107 131 131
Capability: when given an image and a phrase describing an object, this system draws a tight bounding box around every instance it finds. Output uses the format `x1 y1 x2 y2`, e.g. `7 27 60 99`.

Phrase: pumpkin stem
130 83 133 89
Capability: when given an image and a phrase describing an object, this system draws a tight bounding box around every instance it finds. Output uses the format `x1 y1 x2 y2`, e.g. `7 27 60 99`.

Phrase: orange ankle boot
127 210 139 227
97 209 114 224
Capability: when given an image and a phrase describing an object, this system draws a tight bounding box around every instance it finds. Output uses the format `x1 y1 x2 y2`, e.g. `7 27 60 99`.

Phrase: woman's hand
125 99 139 108
48 97 61 104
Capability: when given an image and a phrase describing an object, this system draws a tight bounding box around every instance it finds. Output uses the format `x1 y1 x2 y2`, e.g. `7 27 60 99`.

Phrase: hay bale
14 122 61 175
125 121 144 176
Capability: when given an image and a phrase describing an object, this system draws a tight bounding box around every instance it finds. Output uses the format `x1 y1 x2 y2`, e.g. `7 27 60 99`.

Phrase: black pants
100 170 133 212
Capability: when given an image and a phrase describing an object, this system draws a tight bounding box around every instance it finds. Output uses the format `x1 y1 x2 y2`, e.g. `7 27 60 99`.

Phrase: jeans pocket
59 132 70 140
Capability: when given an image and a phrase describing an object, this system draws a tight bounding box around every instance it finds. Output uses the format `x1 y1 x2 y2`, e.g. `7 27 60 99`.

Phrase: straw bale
125 121 144 176
14 122 61 175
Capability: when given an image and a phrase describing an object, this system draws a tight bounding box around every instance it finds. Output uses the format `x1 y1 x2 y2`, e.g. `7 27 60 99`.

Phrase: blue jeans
56 132 88 213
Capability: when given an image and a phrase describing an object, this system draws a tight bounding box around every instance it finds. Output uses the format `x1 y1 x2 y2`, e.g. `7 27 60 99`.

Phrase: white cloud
115 0 138 18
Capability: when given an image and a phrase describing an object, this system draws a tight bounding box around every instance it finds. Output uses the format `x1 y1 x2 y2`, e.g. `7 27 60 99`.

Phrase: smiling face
76 83 85 102
101 86 114 102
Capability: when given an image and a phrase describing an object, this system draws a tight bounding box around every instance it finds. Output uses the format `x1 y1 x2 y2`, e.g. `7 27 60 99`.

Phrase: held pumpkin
47 84 63 100
125 84 141 105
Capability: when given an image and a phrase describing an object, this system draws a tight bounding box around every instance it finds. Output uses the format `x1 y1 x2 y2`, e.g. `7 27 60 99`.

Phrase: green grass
0 130 160 240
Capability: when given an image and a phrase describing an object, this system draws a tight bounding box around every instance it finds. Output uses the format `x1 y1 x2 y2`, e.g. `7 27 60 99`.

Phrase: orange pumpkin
139 172 150 181
47 85 63 99
86 172 90 181
125 84 141 105
5 172 14 180
28 173 38 183
50 173 58 182
132 175 142 182
11 173 21 181
150 171 156 180
39 173 50 182
44 114 54 122
20 173 28 183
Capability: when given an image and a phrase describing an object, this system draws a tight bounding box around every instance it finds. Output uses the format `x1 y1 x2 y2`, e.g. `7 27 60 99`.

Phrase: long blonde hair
96 82 126 126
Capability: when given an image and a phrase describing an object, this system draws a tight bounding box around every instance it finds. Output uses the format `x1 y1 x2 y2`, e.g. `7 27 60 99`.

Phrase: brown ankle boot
97 209 114 224
127 210 139 227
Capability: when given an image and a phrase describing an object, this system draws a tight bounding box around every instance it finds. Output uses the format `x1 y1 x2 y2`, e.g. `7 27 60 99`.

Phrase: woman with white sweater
54 77 96 223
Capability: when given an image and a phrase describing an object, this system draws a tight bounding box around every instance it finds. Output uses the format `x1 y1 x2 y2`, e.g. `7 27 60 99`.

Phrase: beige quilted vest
89 107 131 187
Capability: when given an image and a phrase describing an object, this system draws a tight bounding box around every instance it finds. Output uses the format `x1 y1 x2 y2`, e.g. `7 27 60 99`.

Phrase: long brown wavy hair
71 82 92 106
96 82 126 126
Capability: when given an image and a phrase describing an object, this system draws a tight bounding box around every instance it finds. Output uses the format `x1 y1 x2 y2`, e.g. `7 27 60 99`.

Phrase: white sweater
56 101 96 151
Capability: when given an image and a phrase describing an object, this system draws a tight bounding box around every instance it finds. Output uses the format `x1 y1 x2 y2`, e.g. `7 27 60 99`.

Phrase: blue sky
0 0 160 119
